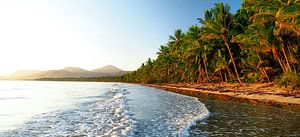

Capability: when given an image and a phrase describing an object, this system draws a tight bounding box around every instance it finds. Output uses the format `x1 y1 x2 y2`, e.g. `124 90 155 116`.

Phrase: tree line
119 0 300 89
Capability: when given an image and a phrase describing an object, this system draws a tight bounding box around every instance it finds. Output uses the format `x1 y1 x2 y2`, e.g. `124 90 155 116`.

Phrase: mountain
92 65 123 74
30 69 94 78
63 67 90 73
1 65 129 80
91 65 129 77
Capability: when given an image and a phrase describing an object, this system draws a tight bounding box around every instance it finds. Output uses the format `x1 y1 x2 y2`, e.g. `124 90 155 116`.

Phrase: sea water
0 81 209 136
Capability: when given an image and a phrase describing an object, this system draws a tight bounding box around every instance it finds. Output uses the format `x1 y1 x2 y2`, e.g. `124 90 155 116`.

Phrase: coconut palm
199 3 242 82
182 26 207 83
245 0 300 72
119 1 300 88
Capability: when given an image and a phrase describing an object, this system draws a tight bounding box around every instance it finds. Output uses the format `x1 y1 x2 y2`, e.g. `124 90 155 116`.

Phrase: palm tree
168 30 187 82
156 45 174 82
199 3 242 82
169 29 185 56
232 9 273 82
214 49 229 82
245 0 300 73
183 26 207 83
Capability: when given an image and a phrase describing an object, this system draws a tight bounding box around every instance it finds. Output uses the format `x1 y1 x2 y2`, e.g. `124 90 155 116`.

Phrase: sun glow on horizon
0 1 102 74
0 0 152 74
0 0 241 74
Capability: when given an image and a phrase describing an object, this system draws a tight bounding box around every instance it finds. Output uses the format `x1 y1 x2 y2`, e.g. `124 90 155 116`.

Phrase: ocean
0 81 208 136
0 80 299 136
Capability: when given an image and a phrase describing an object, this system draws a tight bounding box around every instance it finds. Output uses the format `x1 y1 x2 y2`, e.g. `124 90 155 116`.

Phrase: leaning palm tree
231 8 273 82
199 3 242 83
233 24 274 82
245 0 300 73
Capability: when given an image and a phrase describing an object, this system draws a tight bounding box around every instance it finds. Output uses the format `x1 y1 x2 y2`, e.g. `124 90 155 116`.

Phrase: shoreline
144 83 300 112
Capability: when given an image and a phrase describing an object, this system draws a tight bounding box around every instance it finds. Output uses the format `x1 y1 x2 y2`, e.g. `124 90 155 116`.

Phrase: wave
180 98 210 137
128 86 210 137
168 95 210 137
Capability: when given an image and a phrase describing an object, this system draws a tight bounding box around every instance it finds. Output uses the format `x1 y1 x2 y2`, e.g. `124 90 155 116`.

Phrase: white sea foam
125 86 210 137
180 98 210 137
166 95 210 137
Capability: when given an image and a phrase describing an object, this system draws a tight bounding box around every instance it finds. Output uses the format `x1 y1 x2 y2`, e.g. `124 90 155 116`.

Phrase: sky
0 0 242 74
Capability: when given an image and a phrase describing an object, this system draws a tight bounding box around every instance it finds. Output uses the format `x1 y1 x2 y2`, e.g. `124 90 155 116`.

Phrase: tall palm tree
232 8 273 82
183 26 209 83
168 30 187 82
199 3 242 82
245 0 300 73
233 24 273 81
156 45 174 82
169 29 185 55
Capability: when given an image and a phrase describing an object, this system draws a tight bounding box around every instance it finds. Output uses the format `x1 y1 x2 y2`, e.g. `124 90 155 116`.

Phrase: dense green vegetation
120 0 300 88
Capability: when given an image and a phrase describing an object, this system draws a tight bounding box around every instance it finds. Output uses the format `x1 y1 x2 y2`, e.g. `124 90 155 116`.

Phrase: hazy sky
0 0 242 74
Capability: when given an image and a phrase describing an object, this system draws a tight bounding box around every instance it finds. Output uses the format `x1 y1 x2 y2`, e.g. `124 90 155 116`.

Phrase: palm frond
250 13 275 23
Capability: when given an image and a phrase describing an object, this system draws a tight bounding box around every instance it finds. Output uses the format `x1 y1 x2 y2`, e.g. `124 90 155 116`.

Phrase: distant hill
92 65 131 76
92 65 125 75
0 65 129 80
63 67 90 73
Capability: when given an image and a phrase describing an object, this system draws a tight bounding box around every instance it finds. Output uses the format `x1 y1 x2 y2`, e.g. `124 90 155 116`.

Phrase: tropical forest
121 0 300 89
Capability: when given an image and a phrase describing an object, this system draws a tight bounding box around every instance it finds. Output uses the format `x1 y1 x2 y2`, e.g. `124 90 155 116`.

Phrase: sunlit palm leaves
120 0 300 88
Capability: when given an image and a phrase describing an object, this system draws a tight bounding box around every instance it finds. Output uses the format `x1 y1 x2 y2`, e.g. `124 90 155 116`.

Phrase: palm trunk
224 70 228 83
277 57 287 73
224 41 242 83
203 60 210 82
286 41 298 73
256 53 270 82
281 46 292 71
197 57 202 84
272 46 287 72
219 70 224 82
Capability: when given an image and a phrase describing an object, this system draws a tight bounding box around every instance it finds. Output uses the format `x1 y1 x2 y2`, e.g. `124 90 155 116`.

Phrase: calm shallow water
0 81 299 137
189 95 300 137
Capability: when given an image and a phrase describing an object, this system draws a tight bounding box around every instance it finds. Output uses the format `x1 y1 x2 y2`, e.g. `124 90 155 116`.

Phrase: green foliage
274 71 300 90
103 0 300 90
